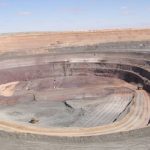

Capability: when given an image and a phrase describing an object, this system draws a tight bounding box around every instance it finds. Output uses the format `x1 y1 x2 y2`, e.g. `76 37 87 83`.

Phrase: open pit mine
0 29 150 150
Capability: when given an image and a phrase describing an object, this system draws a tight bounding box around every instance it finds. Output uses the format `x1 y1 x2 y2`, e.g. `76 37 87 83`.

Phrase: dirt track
0 29 150 150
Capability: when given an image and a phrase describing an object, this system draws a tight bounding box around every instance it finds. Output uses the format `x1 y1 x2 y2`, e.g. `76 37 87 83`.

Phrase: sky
0 0 150 33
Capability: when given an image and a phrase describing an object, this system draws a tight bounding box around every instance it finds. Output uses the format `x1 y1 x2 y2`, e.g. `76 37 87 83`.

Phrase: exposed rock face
0 29 150 150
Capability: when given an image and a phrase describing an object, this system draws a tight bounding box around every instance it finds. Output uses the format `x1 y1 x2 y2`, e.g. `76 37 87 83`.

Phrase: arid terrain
0 29 150 150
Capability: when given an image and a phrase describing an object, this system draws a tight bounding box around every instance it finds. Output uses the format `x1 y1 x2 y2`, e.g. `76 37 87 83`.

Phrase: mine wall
0 62 149 93
47 41 150 55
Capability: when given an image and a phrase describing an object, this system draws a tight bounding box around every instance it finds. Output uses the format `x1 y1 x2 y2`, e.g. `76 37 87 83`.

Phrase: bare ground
0 29 149 149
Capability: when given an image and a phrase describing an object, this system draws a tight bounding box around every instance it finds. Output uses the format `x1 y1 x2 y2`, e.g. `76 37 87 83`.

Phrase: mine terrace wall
0 62 149 93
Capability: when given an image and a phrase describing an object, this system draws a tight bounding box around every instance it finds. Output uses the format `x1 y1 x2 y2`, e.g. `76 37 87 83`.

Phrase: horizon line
0 27 150 36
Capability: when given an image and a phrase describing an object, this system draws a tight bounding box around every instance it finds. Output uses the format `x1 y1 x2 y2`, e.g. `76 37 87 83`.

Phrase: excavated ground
0 49 149 132
0 76 134 128
0 30 150 150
